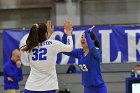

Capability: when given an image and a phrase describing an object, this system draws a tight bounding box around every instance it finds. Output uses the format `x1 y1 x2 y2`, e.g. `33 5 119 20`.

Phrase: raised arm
85 27 101 60
46 20 54 39
56 20 73 52
85 29 95 49
61 32 80 58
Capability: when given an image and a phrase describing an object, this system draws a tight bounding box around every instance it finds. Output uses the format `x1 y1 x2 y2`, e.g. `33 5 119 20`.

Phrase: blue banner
3 26 140 65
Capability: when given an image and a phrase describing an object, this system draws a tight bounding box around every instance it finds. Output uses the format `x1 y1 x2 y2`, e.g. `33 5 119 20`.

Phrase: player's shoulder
38 40 62 47
77 48 83 52
39 40 60 46
72 48 83 54
48 39 62 44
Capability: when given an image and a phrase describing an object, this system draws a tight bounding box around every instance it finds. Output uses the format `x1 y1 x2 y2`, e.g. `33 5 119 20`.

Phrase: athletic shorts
84 84 108 93
24 89 56 93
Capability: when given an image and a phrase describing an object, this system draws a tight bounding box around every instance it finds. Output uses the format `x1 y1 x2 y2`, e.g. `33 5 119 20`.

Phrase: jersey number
79 64 88 71
32 48 47 61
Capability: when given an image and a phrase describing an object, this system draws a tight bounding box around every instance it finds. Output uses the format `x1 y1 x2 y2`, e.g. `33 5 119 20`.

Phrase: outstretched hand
86 25 95 33
64 20 73 36
89 25 95 32
47 20 54 38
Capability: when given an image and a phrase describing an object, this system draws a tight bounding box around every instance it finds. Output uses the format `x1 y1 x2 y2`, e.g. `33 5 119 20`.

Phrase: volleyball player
62 27 108 93
22 20 73 93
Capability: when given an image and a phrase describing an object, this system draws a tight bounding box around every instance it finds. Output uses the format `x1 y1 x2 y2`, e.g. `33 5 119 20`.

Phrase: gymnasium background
0 0 140 93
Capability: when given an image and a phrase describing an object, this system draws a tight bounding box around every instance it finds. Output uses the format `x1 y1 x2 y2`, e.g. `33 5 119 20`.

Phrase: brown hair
90 31 100 49
22 23 48 52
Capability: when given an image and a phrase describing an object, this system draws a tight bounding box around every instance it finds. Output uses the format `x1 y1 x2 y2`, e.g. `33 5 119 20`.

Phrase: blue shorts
24 89 56 93
84 84 108 93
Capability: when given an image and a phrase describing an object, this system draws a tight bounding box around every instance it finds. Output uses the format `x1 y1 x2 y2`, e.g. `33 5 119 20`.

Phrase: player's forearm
62 49 79 58
85 30 101 59
63 36 73 52
85 30 95 49
67 36 73 51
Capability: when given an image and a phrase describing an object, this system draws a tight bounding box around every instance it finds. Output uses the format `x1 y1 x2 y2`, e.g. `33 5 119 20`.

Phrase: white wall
81 0 140 25
0 8 50 29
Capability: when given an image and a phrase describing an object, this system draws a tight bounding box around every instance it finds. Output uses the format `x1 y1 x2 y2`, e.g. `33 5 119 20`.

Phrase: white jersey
25 36 73 91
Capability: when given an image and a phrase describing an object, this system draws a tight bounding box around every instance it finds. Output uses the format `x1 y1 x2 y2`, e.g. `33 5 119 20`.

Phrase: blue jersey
4 60 23 89
62 31 104 87
64 48 104 87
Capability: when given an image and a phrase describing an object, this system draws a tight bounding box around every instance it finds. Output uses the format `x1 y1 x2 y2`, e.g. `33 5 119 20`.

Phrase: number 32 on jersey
32 48 47 61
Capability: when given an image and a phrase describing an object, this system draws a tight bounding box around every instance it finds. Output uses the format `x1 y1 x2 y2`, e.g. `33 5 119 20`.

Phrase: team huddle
4 20 108 93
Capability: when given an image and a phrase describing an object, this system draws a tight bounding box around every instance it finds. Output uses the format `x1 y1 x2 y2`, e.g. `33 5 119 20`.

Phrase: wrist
85 29 90 34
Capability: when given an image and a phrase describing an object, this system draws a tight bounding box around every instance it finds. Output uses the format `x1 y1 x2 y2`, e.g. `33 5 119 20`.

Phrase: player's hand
89 25 95 32
7 77 14 82
86 25 95 33
16 61 21 68
64 20 73 36
46 20 54 38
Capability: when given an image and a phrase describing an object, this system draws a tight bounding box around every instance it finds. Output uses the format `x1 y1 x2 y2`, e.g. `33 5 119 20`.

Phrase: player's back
25 39 62 91
25 35 73 91
29 39 62 73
